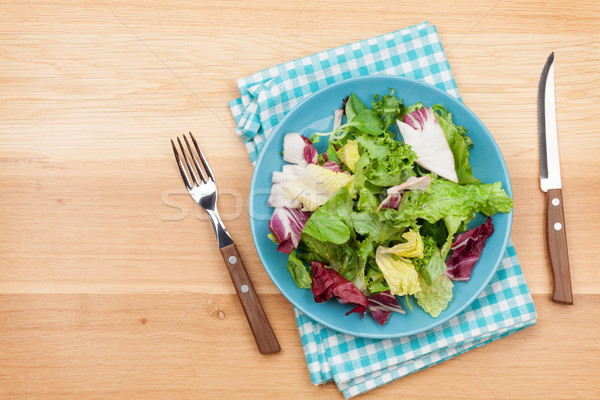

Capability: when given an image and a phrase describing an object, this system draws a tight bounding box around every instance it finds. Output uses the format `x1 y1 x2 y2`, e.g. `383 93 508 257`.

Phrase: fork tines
171 132 214 189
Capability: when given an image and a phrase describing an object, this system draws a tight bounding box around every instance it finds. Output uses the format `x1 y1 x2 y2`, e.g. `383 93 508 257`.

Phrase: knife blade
538 52 573 304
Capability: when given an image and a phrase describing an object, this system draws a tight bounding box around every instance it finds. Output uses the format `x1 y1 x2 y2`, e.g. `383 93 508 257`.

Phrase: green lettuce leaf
298 188 367 291
353 153 370 194
303 213 350 244
349 110 385 136
372 89 403 130
356 188 379 212
356 236 377 263
400 102 425 117
419 219 448 249
412 236 446 286
441 215 472 257
388 178 512 257
354 134 417 189
352 211 405 243
287 250 312 289
355 134 392 159
326 140 340 163
414 274 454 317
334 90 403 138
395 178 513 223
432 104 478 185
351 210 407 263
413 236 432 272
301 235 363 288
365 264 389 294
267 233 278 244
345 93 368 122
334 110 384 137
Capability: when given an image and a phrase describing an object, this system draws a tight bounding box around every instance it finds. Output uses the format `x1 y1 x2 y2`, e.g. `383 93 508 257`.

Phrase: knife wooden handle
546 188 573 304
219 244 281 354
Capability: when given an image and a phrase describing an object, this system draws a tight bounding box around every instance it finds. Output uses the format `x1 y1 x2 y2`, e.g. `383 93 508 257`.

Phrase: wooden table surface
2 1 600 398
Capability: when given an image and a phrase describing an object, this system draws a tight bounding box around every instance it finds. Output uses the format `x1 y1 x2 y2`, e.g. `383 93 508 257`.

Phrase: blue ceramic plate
249 75 512 339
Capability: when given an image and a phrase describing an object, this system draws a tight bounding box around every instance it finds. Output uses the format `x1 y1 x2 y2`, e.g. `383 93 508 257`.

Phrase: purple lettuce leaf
301 135 318 165
377 176 431 211
445 217 495 281
322 160 344 173
378 192 402 210
310 261 368 316
367 290 405 325
268 207 311 255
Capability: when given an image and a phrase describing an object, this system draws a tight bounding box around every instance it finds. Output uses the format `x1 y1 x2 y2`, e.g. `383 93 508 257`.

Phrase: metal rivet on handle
241 284 249 293
554 222 562 231
228 256 237 264
552 198 560 206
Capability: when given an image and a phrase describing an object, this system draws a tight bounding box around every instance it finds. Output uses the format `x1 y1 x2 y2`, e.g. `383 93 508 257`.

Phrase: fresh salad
266 90 513 325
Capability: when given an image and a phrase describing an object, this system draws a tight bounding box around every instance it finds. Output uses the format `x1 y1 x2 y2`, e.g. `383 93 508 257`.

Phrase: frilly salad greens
267 90 513 325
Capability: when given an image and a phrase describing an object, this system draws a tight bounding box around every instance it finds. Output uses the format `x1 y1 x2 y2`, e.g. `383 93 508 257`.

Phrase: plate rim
248 75 513 338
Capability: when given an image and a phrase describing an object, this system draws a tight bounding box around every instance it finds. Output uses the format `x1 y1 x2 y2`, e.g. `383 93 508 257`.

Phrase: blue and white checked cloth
229 22 537 398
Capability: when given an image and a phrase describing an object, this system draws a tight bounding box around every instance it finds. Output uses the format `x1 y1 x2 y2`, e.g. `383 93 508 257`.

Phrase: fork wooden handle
546 188 573 304
219 244 281 354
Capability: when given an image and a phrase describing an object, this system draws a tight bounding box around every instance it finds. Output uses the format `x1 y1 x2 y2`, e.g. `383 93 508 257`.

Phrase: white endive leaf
396 108 458 183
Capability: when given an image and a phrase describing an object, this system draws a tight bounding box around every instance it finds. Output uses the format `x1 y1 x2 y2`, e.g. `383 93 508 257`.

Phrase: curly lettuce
388 178 512 257
413 236 446 286
354 134 417 191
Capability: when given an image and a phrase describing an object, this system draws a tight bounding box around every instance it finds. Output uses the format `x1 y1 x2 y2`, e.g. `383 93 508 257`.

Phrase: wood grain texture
1 0 599 398
0 294 599 399
545 189 573 304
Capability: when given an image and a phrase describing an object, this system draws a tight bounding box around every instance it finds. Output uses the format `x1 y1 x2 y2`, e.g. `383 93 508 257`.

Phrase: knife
538 52 573 304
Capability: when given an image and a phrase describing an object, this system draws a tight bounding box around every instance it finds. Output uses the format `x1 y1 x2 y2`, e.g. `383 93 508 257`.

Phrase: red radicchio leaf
378 177 432 211
268 207 311 255
310 262 368 316
322 160 344 173
445 217 495 281
301 135 318 165
402 107 428 129
378 192 402 210
367 290 405 325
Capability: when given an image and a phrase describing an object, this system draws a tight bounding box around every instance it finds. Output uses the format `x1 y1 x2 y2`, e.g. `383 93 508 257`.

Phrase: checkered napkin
228 22 537 398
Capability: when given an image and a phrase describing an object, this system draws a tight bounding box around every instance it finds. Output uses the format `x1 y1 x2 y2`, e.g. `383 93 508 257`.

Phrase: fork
171 132 280 354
